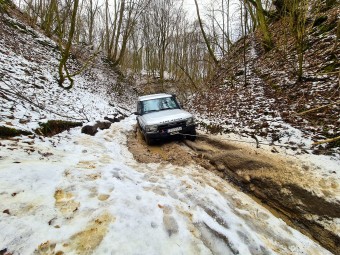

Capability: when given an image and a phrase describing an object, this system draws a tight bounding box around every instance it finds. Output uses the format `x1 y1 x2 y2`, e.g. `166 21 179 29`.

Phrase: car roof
138 93 172 101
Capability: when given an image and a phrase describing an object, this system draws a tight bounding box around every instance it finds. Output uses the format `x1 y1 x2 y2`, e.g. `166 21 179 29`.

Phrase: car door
136 101 145 130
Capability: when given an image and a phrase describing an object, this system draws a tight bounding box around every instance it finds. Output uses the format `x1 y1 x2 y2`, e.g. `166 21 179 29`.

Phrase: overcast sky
183 0 214 20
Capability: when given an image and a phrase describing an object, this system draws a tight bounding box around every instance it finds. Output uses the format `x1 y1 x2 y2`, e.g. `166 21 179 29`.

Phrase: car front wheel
144 133 153 145
187 129 196 141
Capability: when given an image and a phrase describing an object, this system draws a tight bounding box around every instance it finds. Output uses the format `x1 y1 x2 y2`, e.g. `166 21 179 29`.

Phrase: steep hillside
0 6 136 135
187 4 339 156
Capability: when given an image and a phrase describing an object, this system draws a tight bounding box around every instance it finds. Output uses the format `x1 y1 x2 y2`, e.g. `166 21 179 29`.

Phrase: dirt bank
127 127 340 254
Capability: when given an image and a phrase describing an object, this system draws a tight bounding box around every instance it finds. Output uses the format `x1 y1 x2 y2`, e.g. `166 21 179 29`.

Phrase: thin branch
296 100 340 116
0 83 87 121
313 136 340 145
194 0 219 65
175 62 198 90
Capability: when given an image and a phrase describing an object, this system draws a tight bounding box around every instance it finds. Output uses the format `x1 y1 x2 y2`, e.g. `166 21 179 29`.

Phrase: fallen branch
0 85 87 121
251 134 260 148
313 136 340 145
295 100 340 116
317 70 340 75
175 62 198 91
110 102 131 116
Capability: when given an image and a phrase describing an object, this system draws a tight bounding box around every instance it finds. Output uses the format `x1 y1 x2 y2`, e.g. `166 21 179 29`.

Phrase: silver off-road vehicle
135 93 196 145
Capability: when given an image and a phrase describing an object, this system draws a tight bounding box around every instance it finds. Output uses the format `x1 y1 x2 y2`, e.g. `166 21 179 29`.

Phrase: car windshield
141 96 179 114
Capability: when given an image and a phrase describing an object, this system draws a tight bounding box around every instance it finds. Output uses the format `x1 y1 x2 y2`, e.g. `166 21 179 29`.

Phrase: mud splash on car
127 127 340 254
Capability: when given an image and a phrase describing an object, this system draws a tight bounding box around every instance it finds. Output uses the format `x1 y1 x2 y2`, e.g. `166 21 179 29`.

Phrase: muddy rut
127 127 340 255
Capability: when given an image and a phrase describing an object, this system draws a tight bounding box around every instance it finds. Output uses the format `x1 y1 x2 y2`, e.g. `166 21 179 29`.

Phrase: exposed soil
127 126 195 166
127 127 340 254
33 212 114 255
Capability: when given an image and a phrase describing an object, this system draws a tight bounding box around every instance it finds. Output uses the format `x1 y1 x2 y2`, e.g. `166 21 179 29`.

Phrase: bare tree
55 0 79 89
194 0 219 65
85 0 100 45
104 0 150 68
286 0 309 81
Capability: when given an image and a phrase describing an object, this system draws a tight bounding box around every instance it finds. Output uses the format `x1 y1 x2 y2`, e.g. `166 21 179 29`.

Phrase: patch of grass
324 133 340 149
0 0 12 12
0 126 32 138
318 21 337 34
322 62 339 73
313 16 328 27
302 40 313 51
35 120 82 136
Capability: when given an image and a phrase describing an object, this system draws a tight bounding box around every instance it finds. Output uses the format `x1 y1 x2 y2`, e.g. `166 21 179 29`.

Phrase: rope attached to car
178 132 313 151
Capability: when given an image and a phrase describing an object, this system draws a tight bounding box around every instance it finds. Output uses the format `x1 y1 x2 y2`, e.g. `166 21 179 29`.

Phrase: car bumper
146 125 196 139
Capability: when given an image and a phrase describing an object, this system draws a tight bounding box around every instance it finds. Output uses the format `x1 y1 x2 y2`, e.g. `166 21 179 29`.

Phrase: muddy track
127 127 340 254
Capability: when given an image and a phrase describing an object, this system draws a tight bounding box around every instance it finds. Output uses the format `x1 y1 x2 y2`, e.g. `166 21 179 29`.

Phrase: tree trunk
56 0 79 89
255 0 273 50
194 0 218 65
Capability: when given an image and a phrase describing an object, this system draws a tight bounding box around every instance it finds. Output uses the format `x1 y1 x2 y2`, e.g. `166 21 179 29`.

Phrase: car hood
141 109 192 125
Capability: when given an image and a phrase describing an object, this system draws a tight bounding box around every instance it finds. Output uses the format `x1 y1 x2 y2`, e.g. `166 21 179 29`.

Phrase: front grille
158 121 186 131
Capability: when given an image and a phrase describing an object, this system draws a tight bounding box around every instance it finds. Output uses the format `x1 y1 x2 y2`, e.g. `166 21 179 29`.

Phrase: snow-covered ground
0 116 333 255
0 9 339 255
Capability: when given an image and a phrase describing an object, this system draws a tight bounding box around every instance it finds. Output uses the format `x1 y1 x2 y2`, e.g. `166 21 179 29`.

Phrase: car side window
137 101 142 115
160 97 178 109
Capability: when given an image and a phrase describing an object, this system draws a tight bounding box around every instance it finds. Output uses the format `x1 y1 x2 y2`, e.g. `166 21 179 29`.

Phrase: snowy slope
0 13 133 133
187 5 339 157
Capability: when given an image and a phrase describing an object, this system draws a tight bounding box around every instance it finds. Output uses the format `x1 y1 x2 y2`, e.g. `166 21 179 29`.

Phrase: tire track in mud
127 127 340 255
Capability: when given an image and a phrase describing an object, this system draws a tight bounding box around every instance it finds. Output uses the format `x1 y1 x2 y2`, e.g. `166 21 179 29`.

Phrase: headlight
145 125 158 132
186 117 195 126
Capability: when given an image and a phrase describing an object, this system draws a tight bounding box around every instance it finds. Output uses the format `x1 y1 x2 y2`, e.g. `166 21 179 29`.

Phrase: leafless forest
11 0 337 89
